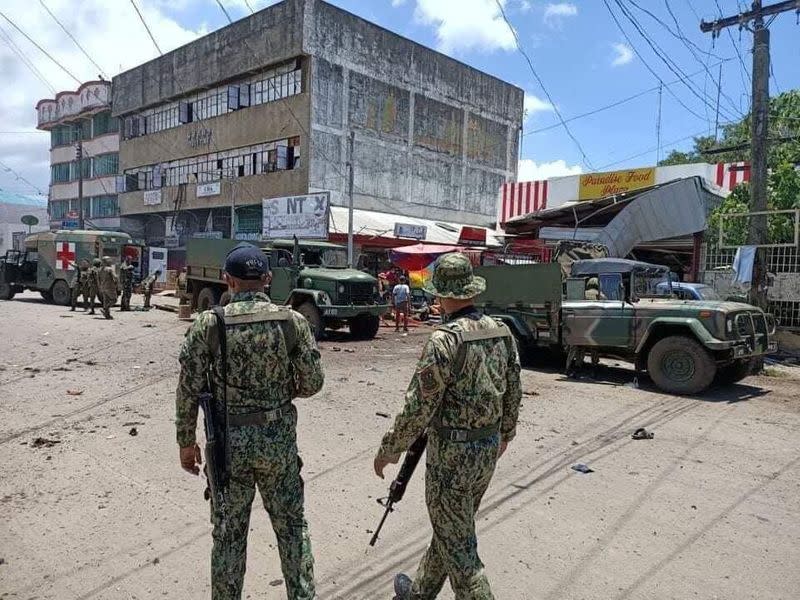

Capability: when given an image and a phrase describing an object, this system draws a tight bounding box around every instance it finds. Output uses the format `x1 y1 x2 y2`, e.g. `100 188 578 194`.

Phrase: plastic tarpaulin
389 243 463 272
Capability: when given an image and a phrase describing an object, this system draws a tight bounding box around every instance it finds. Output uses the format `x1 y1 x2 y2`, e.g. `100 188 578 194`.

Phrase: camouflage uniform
176 290 324 600
378 253 522 600
97 258 119 320
69 261 89 311
141 272 159 309
86 258 102 314
119 262 134 311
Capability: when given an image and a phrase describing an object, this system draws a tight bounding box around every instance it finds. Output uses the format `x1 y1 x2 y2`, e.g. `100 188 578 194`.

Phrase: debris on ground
0 557 5 565
84 360 97 366
269 579 283 587
31 437 60 448
66 389 83 396
40 342 49 346
375 411 390 418
142 323 155 328
128 427 138 436
571 463 594 474
522 390 539 397
23 367 41 373
331 347 342 352
632 427 654 440
122 421 145 427
52 366 71 372
344 348 355 353
152 557 160 565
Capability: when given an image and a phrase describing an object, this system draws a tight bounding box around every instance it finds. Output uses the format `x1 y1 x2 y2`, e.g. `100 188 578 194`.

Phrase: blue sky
0 0 798 196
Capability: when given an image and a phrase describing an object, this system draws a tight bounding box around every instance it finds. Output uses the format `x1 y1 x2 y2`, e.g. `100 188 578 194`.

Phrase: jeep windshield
301 247 348 267
633 266 672 299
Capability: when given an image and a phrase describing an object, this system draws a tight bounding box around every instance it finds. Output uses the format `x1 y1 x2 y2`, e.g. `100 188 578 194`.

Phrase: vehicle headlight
338 284 346 294
726 317 733 334
303 278 313 289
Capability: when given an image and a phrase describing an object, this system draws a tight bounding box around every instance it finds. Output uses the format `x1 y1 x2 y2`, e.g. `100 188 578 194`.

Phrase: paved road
1 291 799 599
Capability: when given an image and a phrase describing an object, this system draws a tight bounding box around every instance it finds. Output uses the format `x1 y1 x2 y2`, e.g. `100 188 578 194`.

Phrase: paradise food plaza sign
578 167 655 201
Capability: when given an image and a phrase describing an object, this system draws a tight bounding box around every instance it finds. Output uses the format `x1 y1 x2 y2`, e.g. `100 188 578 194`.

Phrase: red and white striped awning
715 161 750 190
498 180 548 226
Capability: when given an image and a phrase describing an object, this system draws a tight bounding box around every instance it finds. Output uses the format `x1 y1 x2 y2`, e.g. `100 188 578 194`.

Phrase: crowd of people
377 265 442 330
68 256 161 318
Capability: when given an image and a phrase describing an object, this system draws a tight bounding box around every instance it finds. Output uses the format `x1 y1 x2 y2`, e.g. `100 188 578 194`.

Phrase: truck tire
51 280 71 306
0 283 15 300
219 291 232 307
646 335 716 395
717 358 755 385
40 290 54 303
350 314 380 340
296 302 323 340
196 287 220 311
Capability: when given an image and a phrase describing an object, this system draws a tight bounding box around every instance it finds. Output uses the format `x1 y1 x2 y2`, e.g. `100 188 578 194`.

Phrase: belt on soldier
228 405 290 427
436 423 499 443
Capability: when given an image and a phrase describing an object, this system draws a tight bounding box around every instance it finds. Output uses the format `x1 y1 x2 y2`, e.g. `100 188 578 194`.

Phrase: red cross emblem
56 242 76 270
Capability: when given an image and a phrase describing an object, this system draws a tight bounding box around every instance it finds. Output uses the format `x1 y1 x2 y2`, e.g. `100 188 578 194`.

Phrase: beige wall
119 92 311 169
50 177 117 201
118 168 309 216
50 132 119 165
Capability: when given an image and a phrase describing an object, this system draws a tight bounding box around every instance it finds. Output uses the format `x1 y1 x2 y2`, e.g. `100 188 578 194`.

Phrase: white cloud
611 42 634 67
414 0 516 54
523 93 554 121
0 0 207 195
543 3 577 27
391 0 407 6
518 158 582 181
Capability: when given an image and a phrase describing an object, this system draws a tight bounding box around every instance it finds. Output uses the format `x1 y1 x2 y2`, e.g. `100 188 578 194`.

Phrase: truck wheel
219 291 232 307
51 280 71 306
716 358 754 385
296 302 323 340
40 290 54 303
197 287 220 311
350 315 380 340
647 335 716 395
0 283 15 300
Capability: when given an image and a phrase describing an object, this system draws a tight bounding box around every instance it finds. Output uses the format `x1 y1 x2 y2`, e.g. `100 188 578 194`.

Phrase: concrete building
36 81 121 231
111 0 523 262
0 191 48 254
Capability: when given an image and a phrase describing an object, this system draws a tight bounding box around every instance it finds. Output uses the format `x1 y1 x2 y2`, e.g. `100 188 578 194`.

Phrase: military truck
185 238 388 339
474 258 777 395
0 230 136 305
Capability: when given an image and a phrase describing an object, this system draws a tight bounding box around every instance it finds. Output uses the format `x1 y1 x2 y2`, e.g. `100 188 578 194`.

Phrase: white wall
0 203 49 253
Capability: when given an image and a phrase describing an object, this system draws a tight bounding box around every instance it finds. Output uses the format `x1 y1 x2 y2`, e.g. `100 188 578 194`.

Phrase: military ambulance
0 230 137 305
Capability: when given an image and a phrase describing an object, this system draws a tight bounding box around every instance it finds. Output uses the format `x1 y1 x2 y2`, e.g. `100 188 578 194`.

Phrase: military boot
393 573 412 600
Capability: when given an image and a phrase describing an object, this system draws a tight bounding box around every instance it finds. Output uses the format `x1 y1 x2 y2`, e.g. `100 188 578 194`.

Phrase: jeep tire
647 335 716 395
0 283 15 300
296 301 323 340
349 314 380 340
196 287 220 311
51 279 71 306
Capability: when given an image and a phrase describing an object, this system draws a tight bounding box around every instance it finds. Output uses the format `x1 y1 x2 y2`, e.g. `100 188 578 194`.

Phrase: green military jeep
475 258 777 395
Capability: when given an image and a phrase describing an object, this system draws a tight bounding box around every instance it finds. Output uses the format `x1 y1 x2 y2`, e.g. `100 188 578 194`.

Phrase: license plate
768 341 778 353
323 308 338 317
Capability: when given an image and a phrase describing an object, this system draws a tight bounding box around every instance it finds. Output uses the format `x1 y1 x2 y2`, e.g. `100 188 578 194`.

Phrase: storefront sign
235 232 264 241
578 167 655 201
458 226 487 246
61 219 79 230
164 233 180 248
192 231 224 239
143 190 162 206
394 223 427 240
262 192 330 240
197 181 221 197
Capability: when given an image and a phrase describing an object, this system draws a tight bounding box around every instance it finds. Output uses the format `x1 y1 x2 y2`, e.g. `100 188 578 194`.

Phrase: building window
50 199 69 219
51 162 71 183
92 111 119 136
51 125 74 147
92 195 118 218
92 153 119 177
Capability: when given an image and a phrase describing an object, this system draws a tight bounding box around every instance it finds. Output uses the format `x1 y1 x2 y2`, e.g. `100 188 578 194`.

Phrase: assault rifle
199 307 229 520
369 433 428 547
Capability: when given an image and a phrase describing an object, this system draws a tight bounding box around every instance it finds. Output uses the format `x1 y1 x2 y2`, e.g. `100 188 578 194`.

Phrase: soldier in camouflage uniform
97 256 119 320
119 257 134 311
176 243 323 600
69 260 89 311
140 269 161 309
86 258 102 315
374 253 522 600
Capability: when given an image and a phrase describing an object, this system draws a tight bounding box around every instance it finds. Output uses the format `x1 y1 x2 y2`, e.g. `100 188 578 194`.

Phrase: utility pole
74 124 84 230
346 130 355 267
655 83 663 164
700 0 799 307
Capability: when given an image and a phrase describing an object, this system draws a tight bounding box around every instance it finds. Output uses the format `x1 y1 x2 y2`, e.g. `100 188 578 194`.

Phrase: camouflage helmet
423 252 486 300
92 258 102 267
102 255 112 266
587 277 600 289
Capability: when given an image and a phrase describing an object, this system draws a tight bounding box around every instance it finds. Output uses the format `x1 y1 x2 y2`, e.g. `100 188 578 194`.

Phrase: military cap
224 242 269 280
423 252 486 299
92 258 102 267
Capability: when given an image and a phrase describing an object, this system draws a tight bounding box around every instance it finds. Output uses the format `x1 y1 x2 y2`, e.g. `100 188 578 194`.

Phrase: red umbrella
389 243 463 271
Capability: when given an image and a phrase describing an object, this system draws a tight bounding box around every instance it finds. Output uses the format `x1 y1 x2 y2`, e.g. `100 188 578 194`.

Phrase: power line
494 0 595 170
0 10 81 85
215 0 234 24
244 0 256 14
524 58 734 137
714 0 751 101
0 23 56 94
129 0 162 56
597 129 711 170
0 158 47 196
612 0 741 122
39 0 108 79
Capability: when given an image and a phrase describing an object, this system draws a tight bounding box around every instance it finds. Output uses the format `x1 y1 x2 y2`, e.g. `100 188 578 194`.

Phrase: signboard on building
458 226 487 246
197 182 221 197
262 193 330 240
143 190 162 206
394 223 427 240
192 231 224 239
164 233 180 248
578 168 655 201
61 218 79 230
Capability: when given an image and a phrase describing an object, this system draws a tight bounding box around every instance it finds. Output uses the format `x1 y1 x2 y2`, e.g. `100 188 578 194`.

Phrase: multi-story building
36 81 121 231
111 0 523 261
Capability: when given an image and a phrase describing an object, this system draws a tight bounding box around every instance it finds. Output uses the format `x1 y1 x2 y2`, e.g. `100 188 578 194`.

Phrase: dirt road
1 291 799 599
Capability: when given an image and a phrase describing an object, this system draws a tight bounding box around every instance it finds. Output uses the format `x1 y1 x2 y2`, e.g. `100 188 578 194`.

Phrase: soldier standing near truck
86 258 102 315
176 243 324 599
97 257 119 320
69 260 88 312
374 253 522 600
141 269 160 310
119 257 134 311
